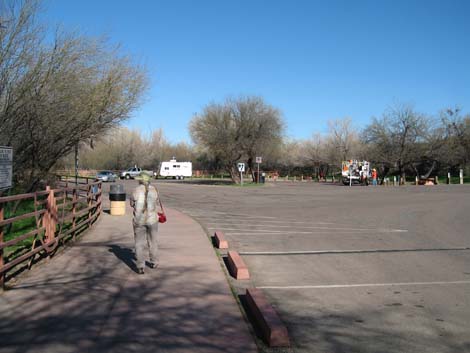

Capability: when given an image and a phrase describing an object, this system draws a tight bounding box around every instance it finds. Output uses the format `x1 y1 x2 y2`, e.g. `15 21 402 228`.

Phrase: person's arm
153 186 162 212
130 190 136 208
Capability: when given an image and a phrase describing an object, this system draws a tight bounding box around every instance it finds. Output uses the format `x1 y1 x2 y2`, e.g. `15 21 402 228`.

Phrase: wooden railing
0 176 102 288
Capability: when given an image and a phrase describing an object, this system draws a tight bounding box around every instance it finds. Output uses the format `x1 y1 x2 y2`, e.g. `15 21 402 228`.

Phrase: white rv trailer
159 158 192 179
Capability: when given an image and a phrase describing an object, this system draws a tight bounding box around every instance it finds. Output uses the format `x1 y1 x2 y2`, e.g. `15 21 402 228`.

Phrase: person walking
130 172 161 274
371 168 378 186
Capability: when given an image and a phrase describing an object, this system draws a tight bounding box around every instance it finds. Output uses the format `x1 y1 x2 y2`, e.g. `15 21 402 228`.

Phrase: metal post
460 169 464 185
240 171 243 186
415 176 419 185
349 165 352 187
257 163 260 184
447 172 451 184
393 176 397 186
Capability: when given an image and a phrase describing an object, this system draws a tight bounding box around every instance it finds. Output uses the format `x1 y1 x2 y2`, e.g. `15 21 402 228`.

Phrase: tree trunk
228 165 241 184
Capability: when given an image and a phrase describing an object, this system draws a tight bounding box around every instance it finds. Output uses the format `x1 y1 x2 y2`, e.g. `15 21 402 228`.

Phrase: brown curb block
245 288 290 347
227 251 250 279
214 230 228 249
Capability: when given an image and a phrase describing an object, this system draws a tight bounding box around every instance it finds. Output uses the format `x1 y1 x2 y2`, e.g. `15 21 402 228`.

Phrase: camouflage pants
133 222 159 269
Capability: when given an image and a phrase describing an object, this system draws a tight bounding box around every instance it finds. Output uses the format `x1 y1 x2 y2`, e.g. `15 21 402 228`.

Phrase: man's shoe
137 268 145 274
148 262 158 269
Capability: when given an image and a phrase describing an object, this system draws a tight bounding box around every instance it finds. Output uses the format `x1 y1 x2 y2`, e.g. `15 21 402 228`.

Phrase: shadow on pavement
0 260 246 353
108 245 137 273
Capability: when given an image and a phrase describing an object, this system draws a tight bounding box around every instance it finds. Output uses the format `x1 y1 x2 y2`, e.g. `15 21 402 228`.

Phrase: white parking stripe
258 280 470 290
239 247 470 255
197 218 337 224
209 226 408 233
198 218 407 230
225 228 382 236
188 213 278 219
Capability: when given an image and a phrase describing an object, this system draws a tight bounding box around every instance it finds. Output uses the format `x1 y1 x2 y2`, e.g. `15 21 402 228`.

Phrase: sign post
237 163 245 186
255 156 262 183
349 164 352 187
0 146 13 192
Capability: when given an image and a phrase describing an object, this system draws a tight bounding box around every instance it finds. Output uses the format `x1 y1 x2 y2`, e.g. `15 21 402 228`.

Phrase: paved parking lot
117 180 470 353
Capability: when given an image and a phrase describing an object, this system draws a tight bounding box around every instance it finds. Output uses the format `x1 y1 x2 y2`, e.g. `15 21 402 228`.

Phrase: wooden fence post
43 186 57 248
0 202 4 289
72 188 77 240
98 182 102 215
87 184 92 228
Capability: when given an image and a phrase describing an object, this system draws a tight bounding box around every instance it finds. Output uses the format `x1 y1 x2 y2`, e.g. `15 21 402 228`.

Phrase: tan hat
135 171 152 184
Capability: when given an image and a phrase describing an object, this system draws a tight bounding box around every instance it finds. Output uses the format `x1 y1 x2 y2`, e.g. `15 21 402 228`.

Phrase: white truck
342 160 370 185
120 166 156 179
159 159 192 180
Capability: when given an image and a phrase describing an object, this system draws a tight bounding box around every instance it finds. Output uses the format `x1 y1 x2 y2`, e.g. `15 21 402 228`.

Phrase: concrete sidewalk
0 205 257 353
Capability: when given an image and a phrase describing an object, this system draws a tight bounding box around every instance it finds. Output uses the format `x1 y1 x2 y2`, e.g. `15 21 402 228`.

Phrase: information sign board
0 146 13 190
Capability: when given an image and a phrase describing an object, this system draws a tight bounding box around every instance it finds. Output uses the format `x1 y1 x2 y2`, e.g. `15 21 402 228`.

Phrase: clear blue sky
42 0 470 143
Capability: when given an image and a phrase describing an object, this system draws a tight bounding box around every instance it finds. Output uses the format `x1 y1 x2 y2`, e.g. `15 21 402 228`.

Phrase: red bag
157 191 167 223
158 211 167 223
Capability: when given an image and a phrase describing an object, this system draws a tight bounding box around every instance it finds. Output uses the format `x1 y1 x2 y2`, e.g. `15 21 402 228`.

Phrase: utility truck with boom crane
342 160 370 185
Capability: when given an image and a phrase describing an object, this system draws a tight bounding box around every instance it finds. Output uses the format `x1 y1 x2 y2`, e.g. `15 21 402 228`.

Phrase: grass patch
436 176 470 184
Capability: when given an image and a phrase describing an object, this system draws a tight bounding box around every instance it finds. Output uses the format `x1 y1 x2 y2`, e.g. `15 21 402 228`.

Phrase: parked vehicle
159 158 192 180
96 170 117 182
120 167 155 180
342 160 370 185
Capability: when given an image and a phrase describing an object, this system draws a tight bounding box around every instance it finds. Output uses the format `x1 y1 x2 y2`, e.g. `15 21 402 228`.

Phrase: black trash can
260 172 266 183
109 184 126 215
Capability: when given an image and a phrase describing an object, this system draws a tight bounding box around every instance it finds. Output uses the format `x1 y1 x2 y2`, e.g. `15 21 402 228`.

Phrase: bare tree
0 1 148 191
189 96 285 183
231 97 284 180
363 103 428 182
326 117 363 164
441 108 470 169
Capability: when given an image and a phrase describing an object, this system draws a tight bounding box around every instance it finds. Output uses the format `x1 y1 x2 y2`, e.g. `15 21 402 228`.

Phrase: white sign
0 146 13 190
256 156 262 164
237 163 245 172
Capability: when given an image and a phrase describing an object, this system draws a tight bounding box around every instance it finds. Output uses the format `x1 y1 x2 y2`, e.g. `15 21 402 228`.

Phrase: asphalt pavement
152 179 470 353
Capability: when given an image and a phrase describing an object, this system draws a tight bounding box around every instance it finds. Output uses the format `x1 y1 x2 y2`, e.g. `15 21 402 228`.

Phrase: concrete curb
214 230 228 249
227 251 250 280
245 288 290 347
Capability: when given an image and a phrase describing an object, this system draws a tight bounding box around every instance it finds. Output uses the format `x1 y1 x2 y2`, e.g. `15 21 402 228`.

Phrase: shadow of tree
0 242 255 353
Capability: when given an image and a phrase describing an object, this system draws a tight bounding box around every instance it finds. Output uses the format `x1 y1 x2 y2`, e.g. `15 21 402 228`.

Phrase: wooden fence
0 176 102 288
